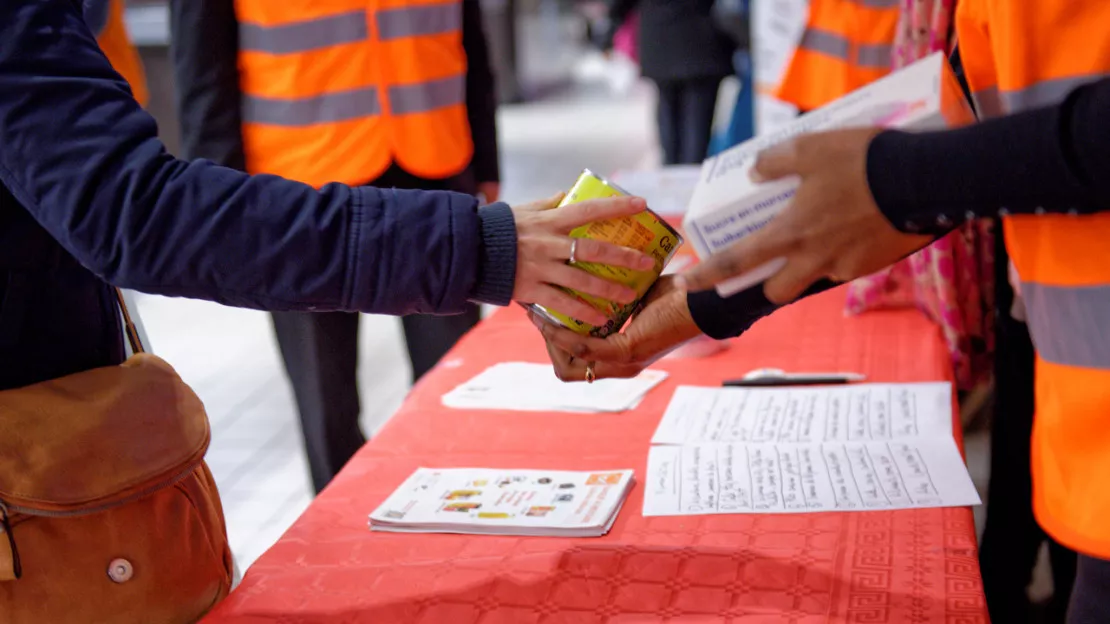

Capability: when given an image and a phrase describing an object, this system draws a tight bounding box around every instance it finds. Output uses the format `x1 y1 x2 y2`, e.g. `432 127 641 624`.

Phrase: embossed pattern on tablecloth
203 290 987 623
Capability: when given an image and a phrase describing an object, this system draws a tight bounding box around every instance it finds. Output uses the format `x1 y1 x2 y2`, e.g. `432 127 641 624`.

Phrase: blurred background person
596 0 736 165
170 0 502 494
775 0 898 115
707 0 755 154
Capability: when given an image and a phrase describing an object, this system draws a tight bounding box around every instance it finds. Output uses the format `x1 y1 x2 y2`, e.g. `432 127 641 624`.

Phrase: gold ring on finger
585 362 596 384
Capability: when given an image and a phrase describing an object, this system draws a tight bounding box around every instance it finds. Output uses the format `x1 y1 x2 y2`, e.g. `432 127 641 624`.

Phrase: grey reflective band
798 29 890 68
1022 281 1110 370
798 28 850 60
851 0 900 6
376 3 462 41
856 43 892 69
242 87 382 126
389 75 465 114
239 12 368 55
242 75 465 124
972 86 1003 118
998 74 1108 114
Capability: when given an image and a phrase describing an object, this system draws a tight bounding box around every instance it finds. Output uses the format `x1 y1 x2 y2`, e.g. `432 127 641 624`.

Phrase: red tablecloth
204 290 987 623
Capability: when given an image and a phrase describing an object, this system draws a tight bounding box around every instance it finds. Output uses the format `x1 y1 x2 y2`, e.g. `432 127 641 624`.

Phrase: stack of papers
442 362 668 413
369 468 635 537
643 383 982 517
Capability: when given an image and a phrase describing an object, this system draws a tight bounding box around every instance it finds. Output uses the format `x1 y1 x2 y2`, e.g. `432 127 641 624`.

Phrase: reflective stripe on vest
235 1 473 186
377 4 462 39
242 87 382 126
238 5 461 54
973 74 1108 119
239 78 466 126
777 0 898 111
1021 283 1110 369
794 29 892 69
957 0 1110 558
239 12 368 54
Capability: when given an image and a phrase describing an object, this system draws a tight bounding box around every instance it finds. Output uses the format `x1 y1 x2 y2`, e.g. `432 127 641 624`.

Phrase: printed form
644 383 981 516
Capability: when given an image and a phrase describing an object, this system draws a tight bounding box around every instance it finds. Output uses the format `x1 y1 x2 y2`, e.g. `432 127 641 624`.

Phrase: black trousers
271 165 482 493
1068 554 1110 623
979 223 1077 623
655 77 722 165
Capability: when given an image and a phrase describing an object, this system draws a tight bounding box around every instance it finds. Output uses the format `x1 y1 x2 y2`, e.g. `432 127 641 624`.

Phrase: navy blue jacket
0 0 516 391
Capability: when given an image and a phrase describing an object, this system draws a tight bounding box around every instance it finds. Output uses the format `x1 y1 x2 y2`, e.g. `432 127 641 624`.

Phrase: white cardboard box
683 52 975 297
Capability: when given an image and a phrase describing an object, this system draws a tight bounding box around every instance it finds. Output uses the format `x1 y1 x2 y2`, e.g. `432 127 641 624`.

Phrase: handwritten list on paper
651 383 955 446
643 383 981 516
644 439 979 516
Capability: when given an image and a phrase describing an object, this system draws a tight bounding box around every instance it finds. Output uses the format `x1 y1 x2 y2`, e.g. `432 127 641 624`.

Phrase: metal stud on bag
107 558 133 583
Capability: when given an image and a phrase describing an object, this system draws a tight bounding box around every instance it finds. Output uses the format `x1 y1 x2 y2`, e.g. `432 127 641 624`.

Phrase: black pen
722 369 867 387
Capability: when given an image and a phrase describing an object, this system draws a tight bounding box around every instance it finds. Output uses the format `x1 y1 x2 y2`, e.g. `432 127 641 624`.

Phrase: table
203 290 988 623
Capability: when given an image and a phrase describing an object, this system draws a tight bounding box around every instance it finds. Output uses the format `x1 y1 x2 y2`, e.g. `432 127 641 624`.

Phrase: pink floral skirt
843 0 995 390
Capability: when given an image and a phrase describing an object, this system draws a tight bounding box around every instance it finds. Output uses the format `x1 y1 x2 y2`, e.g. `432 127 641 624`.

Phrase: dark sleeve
462 0 500 184
82 0 110 35
168 0 247 169
0 0 516 313
687 280 838 340
867 77 1110 236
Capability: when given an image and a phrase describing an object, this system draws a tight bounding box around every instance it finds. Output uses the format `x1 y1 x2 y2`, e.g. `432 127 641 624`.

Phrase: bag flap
0 354 209 511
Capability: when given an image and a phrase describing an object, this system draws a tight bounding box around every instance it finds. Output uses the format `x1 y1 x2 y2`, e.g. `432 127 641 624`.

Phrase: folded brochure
369 468 635 537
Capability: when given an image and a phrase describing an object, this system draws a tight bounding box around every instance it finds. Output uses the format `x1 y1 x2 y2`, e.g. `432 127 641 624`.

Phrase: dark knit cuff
687 279 838 340
470 202 517 306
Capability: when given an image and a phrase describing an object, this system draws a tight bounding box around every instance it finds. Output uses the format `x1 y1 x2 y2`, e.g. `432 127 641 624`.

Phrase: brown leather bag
0 291 232 623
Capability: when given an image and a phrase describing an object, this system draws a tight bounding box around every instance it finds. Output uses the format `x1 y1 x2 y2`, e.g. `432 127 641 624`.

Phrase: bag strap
114 288 145 355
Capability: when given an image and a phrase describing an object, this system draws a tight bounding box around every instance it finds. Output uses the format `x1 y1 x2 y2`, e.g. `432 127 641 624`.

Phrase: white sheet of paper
643 438 981 516
442 362 668 413
651 383 954 445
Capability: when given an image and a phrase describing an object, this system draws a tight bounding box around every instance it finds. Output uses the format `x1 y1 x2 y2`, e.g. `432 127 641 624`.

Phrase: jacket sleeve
0 0 517 314
168 0 247 169
82 0 110 35
462 0 501 184
868 77 1110 235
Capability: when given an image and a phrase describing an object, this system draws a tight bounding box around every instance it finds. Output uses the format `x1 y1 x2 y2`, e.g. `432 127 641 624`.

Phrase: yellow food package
531 170 684 337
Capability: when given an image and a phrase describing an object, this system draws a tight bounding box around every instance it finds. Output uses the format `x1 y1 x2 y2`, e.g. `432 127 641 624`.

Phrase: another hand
680 128 934 304
531 277 704 381
512 193 656 326
478 182 501 203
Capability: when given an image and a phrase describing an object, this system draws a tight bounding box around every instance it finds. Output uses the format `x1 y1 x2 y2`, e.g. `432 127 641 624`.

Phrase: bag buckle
0 501 22 580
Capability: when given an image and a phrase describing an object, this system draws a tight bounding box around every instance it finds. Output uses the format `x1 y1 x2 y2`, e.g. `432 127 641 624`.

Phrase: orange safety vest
957 1 1110 558
234 0 474 188
88 0 150 107
776 0 900 111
